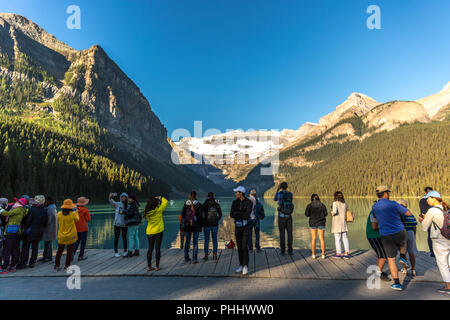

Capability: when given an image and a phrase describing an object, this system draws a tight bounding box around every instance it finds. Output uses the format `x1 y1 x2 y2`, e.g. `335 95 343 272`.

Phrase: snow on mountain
417 82 450 118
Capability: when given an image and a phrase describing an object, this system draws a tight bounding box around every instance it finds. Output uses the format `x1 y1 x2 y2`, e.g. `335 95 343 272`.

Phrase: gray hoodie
109 193 128 227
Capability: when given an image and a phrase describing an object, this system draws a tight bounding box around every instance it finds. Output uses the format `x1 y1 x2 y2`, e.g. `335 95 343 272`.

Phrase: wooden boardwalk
2 248 443 283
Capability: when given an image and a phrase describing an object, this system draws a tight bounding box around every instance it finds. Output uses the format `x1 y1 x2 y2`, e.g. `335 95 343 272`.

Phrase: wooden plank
167 249 195 276
288 249 316 279
197 250 222 276
298 249 331 279
228 248 241 277
315 250 349 280
153 249 185 276
247 250 255 277
213 249 233 276
265 248 286 278
340 249 373 279
80 251 119 275
275 248 302 279
97 252 146 276
324 249 361 280
253 249 270 278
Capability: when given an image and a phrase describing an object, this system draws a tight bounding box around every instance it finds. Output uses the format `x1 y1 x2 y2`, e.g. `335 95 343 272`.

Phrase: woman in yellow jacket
54 199 79 271
144 196 168 271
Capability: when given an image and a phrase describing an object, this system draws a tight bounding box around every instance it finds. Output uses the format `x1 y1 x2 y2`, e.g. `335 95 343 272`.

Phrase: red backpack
434 207 450 240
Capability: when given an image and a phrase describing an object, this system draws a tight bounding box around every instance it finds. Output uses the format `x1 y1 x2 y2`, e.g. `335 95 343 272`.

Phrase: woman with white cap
419 190 450 295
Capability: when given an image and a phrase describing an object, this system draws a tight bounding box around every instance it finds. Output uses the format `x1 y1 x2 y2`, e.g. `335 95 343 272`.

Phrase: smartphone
112 193 118 197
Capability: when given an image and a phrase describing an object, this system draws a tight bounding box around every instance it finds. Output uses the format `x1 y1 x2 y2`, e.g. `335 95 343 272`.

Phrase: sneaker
437 288 450 295
343 254 350 260
321 255 326 259
390 283 403 291
235 265 243 273
311 254 316 259
399 257 409 269
184 257 191 262
192 260 198 264
54 266 60 272
410 269 416 277
78 256 87 261
242 266 249 275
114 252 120 258
0 269 8 274
332 254 342 259
133 250 140 256
380 272 390 282
8 267 16 273
123 251 133 258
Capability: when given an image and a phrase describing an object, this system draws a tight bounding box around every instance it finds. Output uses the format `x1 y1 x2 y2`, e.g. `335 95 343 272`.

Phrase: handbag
346 210 355 223
6 224 20 234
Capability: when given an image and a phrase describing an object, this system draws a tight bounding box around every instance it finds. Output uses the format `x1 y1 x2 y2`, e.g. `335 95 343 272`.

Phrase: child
398 200 418 277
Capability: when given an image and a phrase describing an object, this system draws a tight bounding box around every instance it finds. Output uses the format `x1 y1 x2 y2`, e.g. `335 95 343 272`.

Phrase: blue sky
2 0 450 136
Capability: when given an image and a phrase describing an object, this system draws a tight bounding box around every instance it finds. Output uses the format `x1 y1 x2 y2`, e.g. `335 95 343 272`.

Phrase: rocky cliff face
0 13 170 160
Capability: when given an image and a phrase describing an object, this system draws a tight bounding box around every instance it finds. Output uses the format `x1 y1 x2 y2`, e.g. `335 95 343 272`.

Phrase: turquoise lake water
72 197 430 251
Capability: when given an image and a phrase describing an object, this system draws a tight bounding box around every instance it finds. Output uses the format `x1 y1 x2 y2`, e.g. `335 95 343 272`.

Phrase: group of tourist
0 182 448 295
0 195 91 272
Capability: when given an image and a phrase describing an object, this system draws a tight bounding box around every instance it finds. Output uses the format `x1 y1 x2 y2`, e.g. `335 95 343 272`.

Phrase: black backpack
279 192 294 215
206 204 220 225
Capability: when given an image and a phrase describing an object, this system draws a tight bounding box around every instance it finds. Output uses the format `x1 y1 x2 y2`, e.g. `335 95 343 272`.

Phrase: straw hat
61 199 76 210
397 199 408 208
76 197 89 206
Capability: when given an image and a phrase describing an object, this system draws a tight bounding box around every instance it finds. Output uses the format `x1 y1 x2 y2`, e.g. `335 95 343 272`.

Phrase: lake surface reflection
81 197 429 251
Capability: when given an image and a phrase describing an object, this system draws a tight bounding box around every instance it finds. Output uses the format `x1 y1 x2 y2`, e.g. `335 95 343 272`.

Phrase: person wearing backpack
181 191 203 263
248 189 264 253
230 186 253 275
419 190 450 295
144 196 168 271
18 195 48 269
273 182 294 256
120 195 141 257
202 192 222 261
0 197 27 274
305 194 327 259
331 191 351 259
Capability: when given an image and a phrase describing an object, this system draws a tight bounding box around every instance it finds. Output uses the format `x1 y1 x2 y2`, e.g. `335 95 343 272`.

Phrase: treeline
268 120 450 197
0 114 172 200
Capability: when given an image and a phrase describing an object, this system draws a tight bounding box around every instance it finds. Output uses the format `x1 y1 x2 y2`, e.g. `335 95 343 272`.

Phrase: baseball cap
233 186 246 194
375 185 391 193
423 190 441 199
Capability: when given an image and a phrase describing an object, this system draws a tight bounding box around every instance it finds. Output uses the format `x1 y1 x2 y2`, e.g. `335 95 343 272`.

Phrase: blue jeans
184 232 199 261
127 225 140 251
204 226 219 255
248 219 261 250
73 231 88 257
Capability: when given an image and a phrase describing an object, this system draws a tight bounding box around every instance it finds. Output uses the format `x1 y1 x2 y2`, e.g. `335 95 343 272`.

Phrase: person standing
397 200 418 277
420 187 434 257
331 191 350 259
108 193 129 257
248 189 264 253
305 194 327 259
230 186 253 275
202 192 222 261
366 208 390 282
121 195 142 257
39 197 57 263
18 195 48 268
73 197 91 261
0 198 27 274
181 191 203 263
273 182 294 256
54 199 79 271
371 186 413 291
419 190 450 295
144 196 168 271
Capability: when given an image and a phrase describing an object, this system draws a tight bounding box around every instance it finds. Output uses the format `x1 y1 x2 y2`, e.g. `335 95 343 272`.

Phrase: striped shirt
402 214 417 231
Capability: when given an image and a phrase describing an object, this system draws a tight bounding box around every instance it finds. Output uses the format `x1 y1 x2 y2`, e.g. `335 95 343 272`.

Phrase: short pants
380 230 408 258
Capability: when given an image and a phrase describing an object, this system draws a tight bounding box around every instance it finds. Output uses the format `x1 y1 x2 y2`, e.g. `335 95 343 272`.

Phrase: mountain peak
0 12 76 55
417 81 450 117
442 81 450 92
